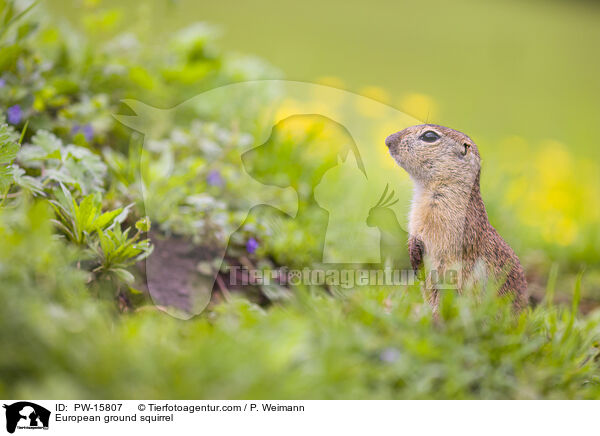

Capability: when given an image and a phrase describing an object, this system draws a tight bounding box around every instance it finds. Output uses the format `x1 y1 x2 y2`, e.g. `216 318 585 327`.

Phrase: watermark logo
114 81 470 317
3 402 50 434
229 266 417 288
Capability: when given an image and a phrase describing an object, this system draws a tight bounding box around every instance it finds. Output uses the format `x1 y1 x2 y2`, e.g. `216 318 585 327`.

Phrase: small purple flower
71 123 94 142
379 347 401 363
246 237 259 254
7 105 22 124
206 170 224 187
0 78 6 88
82 124 94 142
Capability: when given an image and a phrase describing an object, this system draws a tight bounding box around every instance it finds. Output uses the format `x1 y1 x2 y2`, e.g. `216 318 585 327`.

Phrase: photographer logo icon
3 402 50 434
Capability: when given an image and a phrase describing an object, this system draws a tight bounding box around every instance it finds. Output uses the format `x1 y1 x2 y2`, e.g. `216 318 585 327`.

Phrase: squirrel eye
462 143 471 156
419 130 440 143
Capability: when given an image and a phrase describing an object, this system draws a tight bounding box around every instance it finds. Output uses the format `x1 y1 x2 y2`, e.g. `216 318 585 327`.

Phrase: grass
2 199 600 399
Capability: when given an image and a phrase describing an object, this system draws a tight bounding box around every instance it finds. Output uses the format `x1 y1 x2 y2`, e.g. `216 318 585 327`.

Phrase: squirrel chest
408 188 467 267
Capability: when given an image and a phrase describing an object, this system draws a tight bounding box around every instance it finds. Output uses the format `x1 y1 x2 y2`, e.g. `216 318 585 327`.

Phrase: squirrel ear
462 143 471 156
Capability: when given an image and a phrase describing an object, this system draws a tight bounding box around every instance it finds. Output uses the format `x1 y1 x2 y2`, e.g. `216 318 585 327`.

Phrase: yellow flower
535 140 571 185
359 86 390 104
541 216 578 246
399 93 438 123
355 86 390 118
315 76 345 89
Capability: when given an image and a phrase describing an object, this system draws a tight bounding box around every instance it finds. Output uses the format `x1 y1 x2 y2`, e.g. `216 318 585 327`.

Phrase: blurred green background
48 0 600 150
1 0 600 399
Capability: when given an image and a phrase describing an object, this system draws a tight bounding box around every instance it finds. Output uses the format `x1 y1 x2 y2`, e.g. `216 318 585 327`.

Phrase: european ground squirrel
386 124 527 312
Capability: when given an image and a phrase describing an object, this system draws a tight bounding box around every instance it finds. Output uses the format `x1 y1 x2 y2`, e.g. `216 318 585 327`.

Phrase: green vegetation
1 1 600 399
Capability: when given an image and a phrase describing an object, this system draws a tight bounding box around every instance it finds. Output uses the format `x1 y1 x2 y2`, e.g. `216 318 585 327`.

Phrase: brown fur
386 124 527 312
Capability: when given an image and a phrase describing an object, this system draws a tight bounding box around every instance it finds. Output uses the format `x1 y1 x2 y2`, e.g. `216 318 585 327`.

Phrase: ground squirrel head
386 124 481 188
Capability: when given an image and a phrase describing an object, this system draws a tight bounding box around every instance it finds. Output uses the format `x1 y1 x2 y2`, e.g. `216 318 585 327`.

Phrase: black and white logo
3 402 50 434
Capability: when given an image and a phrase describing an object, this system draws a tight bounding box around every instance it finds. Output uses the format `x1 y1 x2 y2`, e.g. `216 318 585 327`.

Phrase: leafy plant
49 184 152 283
91 215 152 283
0 122 19 197
18 130 107 194
49 185 124 245
0 120 43 203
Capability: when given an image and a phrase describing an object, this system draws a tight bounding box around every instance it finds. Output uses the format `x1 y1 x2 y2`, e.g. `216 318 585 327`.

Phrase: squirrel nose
385 132 400 148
